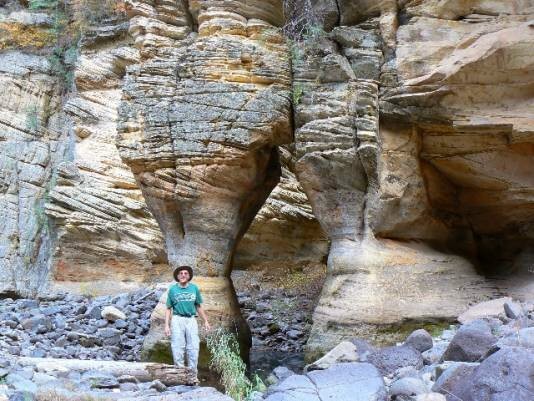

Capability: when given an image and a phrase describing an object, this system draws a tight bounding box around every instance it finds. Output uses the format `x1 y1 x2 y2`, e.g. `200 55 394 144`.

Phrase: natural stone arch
116 0 292 364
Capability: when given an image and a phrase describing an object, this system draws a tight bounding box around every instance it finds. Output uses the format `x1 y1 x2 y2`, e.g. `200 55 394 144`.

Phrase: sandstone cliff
1 0 325 298
0 0 533 359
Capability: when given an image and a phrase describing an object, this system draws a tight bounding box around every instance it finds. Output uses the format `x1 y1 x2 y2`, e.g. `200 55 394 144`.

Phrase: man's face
177 270 190 284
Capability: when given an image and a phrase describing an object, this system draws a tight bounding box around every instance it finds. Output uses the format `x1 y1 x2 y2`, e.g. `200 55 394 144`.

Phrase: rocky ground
1 282 532 401
1 295 533 400
0 265 325 399
0 288 162 362
0 265 324 367
233 264 326 353
262 298 534 401
232 265 326 377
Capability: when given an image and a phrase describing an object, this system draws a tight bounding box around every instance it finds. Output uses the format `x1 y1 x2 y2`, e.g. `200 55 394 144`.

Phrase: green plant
292 82 304 105
79 282 99 299
29 0 59 10
26 105 41 132
206 328 265 401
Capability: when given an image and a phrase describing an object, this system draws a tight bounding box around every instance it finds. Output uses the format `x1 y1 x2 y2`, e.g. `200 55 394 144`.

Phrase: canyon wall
298 0 534 355
1 0 533 358
0 0 326 298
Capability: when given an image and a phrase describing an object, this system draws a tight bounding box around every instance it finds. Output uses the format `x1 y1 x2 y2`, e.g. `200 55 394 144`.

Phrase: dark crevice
333 0 341 28
181 0 198 33
0 290 24 300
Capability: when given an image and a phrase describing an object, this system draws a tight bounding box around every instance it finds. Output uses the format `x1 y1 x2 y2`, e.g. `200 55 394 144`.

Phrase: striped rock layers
294 0 534 356
115 0 292 356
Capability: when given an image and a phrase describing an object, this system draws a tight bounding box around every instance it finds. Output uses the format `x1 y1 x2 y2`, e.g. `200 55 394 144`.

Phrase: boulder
266 366 295 385
349 339 376 361
367 345 423 376
389 376 428 398
496 327 534 349
5 374 37 393
450 347 534 401
504 301 523 319
86 306 102 320
101 306 126 322
305 341 359 371
422 343 448 365
431 362 478 395
457 298 511 325
441 320 496 362
20 315 51 332
405 329 433 353
265 362 386 401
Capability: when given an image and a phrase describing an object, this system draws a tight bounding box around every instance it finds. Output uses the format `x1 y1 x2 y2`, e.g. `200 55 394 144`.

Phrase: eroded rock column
292 12 516 358
292 24 395 356
116 0 291 360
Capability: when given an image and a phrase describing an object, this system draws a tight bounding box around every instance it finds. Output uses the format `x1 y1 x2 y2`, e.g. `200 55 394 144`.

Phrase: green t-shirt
166 283 203 317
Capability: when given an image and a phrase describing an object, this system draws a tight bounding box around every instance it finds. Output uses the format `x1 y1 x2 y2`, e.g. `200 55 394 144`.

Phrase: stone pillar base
304 239 505 360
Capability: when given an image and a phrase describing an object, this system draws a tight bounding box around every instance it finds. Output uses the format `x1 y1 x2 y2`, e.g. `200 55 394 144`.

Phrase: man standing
164 265 211 375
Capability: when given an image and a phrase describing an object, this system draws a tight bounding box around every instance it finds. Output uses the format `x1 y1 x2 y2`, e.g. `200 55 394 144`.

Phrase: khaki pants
170 314 200 372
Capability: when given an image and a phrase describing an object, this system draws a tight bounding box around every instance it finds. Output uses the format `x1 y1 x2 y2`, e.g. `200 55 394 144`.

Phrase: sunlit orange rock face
116 0 292 277
116 0 292 357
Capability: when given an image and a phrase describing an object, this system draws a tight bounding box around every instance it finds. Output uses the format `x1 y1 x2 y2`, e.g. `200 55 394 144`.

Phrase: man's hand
164 308 172 337
204 320 211 332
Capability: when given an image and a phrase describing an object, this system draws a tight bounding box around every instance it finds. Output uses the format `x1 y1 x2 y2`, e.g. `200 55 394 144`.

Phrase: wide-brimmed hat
173 266 193 282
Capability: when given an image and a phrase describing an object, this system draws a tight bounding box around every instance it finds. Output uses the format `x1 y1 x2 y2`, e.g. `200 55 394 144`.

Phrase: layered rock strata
234 145 328 269
44 17 172 291
1 0 533 366
0 32 67 296
115 0 292 357
1 1 325 299
294 1 534 356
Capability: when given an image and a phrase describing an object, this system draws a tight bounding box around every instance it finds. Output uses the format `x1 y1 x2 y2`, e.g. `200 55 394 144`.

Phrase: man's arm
196 305 211 331
164 307 172 337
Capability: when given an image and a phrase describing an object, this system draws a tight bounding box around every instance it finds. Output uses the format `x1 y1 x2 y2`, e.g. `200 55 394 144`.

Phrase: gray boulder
266 366 295 385
349 338 376 362
431 362 478 395
496 327 534 349
368 345 423 376
101 306 126 322
504 301 523 319
308 363 386 401
422 343 448 365
97 328 121 346
451 347 534 401
6 374 37 393
389 376 428 398
20 315 51 332
265 362 386 401
405 329 433 353
86 305 102 320
457 297 510 324
305 341 359 371
265 374 318 401
441 320 496 362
